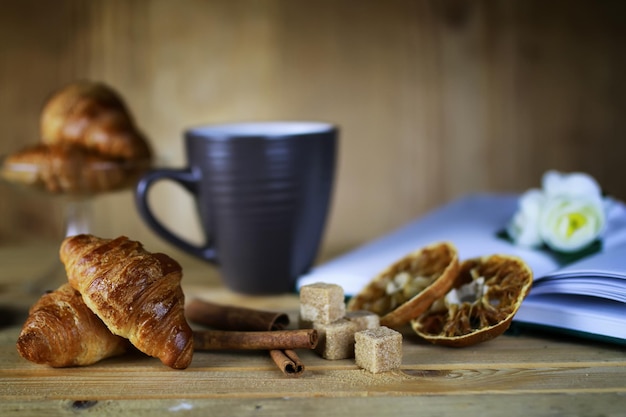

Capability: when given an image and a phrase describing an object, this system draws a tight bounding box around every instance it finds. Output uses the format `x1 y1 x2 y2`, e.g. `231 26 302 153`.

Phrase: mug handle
134 168 217 262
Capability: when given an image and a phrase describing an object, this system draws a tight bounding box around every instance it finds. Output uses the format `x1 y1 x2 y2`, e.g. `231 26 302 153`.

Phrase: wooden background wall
1 0 625 263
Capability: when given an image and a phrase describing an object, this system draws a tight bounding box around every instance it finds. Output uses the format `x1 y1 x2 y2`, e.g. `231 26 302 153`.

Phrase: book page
527 243 626 301
529 278 626 302
539 243 626 282
514 294 626 341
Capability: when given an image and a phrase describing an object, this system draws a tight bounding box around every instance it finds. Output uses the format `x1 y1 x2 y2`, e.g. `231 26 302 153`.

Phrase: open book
298 194 626 345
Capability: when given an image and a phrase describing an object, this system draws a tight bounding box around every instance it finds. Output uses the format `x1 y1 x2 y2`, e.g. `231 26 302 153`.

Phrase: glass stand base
23 197 94 294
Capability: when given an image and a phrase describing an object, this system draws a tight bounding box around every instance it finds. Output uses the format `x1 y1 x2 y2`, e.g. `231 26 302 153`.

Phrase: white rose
542 170 603 200
507 170 608 253
539 195 606 253
507 189 545 247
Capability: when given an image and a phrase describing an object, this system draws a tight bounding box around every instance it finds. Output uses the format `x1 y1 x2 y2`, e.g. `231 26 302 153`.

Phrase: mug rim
186 121 336 139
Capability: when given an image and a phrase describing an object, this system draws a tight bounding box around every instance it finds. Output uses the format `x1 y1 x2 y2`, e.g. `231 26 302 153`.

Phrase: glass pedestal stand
22 197 95 294
64 197 93 237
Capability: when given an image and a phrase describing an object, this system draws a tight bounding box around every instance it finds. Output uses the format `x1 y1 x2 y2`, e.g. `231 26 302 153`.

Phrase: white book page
529 279 626 302
538 243 626 282
524 243 626 305
514 294 626 340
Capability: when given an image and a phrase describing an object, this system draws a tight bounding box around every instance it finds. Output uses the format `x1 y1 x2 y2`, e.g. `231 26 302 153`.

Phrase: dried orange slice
410 254 533 347
347 242 460 329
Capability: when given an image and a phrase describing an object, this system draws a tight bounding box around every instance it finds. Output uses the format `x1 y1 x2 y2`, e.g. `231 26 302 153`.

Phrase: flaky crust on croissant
16 283 128 367
60 234 194 369
40 80 152 160
1 143 147 194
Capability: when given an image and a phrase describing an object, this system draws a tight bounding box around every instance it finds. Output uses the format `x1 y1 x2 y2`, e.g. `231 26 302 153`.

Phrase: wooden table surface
1 243 625 417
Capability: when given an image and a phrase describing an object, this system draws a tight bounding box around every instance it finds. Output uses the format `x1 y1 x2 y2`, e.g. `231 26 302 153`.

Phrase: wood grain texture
1 0 625 260
1 395 626 417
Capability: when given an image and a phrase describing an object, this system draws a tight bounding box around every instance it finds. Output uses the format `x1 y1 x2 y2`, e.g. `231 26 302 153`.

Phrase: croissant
16 283 128 367
60 234 194 369
40 80 152 160
1 143 141 194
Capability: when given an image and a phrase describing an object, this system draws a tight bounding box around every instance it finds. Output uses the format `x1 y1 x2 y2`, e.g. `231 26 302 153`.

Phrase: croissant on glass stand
2 143 133 194
40 80 152 160
60 234 194 369
1 80 152 194
16 283 129 367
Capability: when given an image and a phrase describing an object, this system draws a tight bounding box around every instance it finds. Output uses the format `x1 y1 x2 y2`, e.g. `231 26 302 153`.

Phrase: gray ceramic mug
135 121 338 294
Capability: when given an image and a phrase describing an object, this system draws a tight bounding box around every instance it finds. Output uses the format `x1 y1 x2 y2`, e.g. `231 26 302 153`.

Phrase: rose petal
507 189 544 247
542 170 602 200
519 188 545 217
508 211 543 247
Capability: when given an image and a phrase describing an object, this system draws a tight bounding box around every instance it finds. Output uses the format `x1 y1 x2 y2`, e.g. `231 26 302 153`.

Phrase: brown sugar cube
355 326 402 373
314 319 358 360
346 310 380 331
299 282 345 325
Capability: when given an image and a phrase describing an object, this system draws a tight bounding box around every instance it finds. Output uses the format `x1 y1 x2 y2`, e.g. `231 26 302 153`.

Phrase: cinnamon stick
187 299 312 377
193 329 318 351
186 299 289 331
270 349 305 377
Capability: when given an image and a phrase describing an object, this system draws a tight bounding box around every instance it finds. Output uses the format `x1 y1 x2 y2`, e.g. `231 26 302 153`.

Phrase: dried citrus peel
347 242 460 329
410 254 533 347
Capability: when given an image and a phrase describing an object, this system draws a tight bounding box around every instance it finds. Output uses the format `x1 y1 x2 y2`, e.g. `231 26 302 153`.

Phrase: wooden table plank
3 361 625 400
2 323 625 401
1 393 624 417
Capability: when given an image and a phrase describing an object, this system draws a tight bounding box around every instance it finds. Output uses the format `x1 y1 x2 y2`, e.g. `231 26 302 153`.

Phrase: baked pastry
347 242 460 329
16 283 128 367
40 80 151 160
60 234 193 369
1 143 139 194
411 254 533 347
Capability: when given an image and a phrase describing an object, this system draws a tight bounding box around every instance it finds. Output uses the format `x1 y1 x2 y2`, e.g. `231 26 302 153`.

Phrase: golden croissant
16 283 128 367
60 234 194 369
40 80 152 160
1 143 137 194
